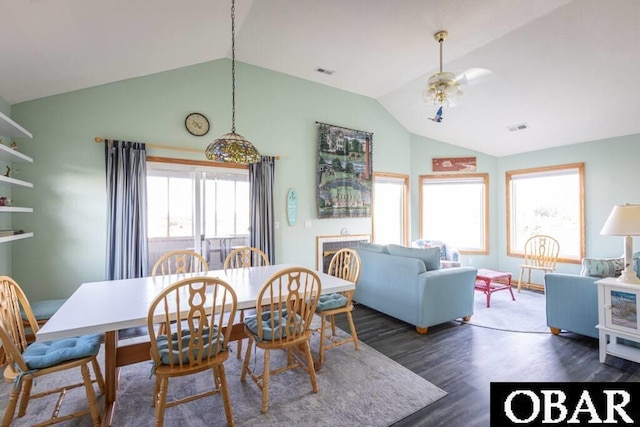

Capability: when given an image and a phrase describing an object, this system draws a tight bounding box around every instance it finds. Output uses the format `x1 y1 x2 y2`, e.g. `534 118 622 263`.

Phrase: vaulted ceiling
1 0 638 156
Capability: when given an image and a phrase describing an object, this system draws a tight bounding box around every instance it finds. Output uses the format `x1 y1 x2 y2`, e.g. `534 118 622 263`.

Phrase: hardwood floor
334 304 640 427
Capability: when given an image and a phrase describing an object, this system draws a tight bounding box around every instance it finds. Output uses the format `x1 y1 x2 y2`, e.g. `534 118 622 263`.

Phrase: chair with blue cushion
0 276 104 426
316 248 361 366
224 246 270 359
240 267 321 413
151 250 209 276
147 276 237 427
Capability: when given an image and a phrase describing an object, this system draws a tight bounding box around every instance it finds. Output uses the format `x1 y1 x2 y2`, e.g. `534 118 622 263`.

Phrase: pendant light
205 0 260 164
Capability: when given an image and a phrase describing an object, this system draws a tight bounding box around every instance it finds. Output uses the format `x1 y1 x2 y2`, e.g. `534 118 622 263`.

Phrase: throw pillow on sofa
580 257 624 278
386 244 441 271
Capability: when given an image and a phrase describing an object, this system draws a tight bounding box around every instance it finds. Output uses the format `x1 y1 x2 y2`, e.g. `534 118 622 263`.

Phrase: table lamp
600 203 640 284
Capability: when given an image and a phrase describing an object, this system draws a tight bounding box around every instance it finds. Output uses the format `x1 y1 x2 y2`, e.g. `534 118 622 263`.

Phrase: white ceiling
1 0 638 156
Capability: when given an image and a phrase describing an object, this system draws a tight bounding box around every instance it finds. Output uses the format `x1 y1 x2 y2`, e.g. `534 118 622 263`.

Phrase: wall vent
507 123 529 132
315 67 335 75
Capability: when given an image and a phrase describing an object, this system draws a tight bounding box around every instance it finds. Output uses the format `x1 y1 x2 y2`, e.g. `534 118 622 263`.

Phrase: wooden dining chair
240 267 321 413
223 246 270 359
316 248 362 366
517 234 560 292
0 276 104 427
151 250 209 277
147 276 237 427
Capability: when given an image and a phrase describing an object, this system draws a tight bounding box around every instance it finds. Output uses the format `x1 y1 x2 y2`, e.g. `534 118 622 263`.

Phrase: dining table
36 263 355 427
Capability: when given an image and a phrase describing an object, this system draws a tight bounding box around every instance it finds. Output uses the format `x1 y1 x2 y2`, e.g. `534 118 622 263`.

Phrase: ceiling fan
423 30 492 108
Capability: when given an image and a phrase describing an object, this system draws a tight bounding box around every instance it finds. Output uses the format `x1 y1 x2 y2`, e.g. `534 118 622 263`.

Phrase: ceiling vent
507 123 529 132
315 67 335 75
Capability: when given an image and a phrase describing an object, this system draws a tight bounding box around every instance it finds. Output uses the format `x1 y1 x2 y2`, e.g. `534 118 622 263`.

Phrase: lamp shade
600 204 640 236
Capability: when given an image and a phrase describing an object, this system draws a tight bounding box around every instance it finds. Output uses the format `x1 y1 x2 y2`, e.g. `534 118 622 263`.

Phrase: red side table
475 269 516 308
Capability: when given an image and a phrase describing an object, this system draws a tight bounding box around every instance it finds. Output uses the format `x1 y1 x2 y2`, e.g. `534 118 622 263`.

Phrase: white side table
596 277 640 364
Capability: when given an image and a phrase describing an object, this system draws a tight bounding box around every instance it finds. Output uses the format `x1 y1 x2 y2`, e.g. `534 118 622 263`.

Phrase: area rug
0 322 446 426
462 287 549 333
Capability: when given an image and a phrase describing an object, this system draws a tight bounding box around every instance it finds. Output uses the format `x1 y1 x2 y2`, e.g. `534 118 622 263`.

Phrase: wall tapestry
316 122 373 218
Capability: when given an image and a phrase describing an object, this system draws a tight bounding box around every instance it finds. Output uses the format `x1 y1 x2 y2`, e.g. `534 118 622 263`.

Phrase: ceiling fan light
423 72 463 106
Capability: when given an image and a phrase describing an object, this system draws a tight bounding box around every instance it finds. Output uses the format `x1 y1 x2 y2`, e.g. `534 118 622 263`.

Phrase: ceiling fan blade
455 68 493 86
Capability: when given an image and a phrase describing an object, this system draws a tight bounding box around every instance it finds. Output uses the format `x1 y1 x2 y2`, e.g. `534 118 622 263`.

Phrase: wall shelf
0 112 34 243
0 175 33 188
0 207 33 213
0 232 33 244
0 111 32 139
0 143 33 163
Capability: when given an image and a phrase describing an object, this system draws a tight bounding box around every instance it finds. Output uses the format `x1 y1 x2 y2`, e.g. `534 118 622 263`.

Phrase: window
419 173 488 254
372 173 409 245
146 158 250 269
506 163 584 262
147 163 249 239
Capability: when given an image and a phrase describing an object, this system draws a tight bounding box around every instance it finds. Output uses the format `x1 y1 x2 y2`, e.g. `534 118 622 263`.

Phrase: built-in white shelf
0 206 32 213
0 175 33 188
0 111 32 139
0 143 33 163
0 232 33 243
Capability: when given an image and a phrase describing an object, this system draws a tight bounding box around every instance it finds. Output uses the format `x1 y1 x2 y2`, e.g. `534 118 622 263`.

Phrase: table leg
484 279 491 308
507 275 516 301
102 330 119 427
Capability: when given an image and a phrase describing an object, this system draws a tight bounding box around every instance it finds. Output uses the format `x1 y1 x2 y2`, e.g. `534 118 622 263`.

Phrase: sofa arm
545 273 598 339
417 266 477 328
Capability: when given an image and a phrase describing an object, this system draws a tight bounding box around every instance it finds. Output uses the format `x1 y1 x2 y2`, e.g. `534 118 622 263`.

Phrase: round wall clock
185 112 210 136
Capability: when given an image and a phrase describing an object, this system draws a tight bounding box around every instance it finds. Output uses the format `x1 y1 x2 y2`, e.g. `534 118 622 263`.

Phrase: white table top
37 264 354 342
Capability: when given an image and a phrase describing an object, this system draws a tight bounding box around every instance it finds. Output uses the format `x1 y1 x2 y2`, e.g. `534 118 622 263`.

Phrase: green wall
9 60 410 299
6 60 640 300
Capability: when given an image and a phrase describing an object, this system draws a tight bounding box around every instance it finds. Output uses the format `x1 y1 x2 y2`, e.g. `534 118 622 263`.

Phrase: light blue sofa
354 244 477 333
545 256 640 339
545 273 599 338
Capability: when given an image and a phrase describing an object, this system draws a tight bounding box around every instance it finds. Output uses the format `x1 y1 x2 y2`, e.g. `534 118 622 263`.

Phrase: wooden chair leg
17 376 33 417
91 358 105 393
517 268 525 293
236 309 245 359
155 377 168 427
261 349 271 413
240 337 253 382
81 363 101 426
346 311 359 350
303 340 319 393
319 314 328 366
2 384 20 427
216 365 234 427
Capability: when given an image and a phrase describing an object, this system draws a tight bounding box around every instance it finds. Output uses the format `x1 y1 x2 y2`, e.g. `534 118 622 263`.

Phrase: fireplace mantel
316 234 370 273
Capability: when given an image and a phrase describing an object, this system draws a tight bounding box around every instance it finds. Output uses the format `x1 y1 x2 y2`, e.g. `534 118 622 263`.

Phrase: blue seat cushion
156 327 222 365
22 334 102 369
316 293 348 311
244 309 303 341
21 298 66 321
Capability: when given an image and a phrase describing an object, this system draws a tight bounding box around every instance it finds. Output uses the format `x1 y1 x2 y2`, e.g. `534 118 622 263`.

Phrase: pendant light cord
231 0 236 133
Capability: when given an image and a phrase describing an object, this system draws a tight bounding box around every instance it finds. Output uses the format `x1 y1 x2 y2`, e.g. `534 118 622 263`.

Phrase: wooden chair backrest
152 250 209 277
0 276 39 372
254 267 321 344
327 248 361 306
147 276 237 369
523 235 560 269
328 248 361 283
224 246 270 270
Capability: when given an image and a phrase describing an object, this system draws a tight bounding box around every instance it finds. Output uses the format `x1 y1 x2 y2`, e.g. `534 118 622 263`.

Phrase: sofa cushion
580 257 624 278
386 244 441 271
358 242 388 254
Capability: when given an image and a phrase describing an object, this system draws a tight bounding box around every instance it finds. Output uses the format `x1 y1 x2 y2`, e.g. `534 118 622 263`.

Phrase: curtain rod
315 121 373 136
94 137 279 159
